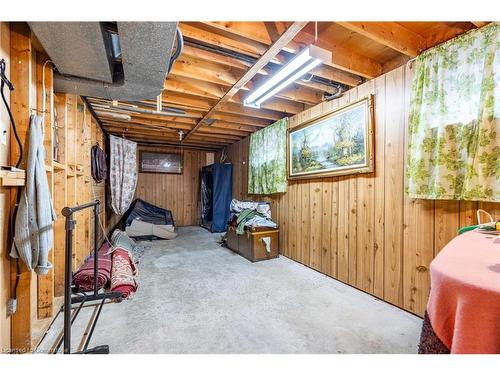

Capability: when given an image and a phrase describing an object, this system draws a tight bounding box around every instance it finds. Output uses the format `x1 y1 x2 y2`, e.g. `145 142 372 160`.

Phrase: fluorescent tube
255 59 322 106
244 45 331 108
245 48 312 104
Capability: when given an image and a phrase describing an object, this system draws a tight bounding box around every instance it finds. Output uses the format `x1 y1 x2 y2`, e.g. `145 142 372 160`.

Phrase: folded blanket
110 247 138 299
111 229 137 252
72 242 112 292
125 219 177 239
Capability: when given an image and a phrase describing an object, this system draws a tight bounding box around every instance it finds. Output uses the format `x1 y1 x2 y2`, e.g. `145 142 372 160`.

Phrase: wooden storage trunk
226 226 279 262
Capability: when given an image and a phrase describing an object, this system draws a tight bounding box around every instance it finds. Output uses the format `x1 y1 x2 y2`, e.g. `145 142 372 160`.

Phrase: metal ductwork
29 22 178 101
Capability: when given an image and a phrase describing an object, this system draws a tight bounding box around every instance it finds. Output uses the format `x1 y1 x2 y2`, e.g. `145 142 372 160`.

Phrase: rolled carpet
73 242 112 292
110 247 138 299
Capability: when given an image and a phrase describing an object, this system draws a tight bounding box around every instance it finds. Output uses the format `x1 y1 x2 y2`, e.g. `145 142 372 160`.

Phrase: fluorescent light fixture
244 45 331 108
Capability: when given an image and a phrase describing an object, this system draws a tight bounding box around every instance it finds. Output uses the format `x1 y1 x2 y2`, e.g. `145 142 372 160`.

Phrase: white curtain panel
110 135 138 215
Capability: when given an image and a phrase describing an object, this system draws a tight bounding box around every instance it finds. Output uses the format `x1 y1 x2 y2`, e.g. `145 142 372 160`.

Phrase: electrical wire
0 58 24 315
167 27 184 74
0 59 23 168
90 172 114 251
41 60 54 138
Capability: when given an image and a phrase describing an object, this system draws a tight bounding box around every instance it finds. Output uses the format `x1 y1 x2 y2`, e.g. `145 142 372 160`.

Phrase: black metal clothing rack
59 200 122 354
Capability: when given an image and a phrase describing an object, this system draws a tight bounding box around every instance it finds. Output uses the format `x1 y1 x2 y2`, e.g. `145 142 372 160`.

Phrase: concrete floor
37 226 422 354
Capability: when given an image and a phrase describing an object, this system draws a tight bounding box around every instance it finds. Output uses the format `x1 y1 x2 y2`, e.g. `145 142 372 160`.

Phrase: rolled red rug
110 247 137 299
73 242 112 292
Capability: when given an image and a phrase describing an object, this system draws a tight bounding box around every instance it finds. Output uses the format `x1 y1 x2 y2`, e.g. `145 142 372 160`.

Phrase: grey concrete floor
37 226 422 354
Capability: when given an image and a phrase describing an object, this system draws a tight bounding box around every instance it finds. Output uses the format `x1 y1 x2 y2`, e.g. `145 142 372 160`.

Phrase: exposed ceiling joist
180 22 269 59
84 21 480 149
471 22 490 28
297 26 382 79
183 21 308 142
202 21 381 79
337 22 427 57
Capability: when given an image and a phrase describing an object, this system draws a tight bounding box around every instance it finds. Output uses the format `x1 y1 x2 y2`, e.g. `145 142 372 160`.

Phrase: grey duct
29 22 178 101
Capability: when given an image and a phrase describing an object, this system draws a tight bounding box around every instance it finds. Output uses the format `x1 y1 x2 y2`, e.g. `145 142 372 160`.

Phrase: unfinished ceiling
85 21 484 150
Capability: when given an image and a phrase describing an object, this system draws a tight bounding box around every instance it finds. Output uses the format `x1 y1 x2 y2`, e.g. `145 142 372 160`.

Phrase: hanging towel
11 115 56 275
109 135 138 215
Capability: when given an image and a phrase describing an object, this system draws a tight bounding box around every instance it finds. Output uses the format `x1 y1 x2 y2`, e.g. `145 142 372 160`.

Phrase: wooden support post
9 22 33 353
36 53 54 320
53 93 68 297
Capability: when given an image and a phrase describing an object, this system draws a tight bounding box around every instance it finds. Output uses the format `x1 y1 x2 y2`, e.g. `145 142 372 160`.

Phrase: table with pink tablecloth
420 230 500 354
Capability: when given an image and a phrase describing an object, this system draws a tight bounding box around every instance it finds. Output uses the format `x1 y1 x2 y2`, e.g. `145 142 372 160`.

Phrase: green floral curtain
248 117 288 194
407 22 500 202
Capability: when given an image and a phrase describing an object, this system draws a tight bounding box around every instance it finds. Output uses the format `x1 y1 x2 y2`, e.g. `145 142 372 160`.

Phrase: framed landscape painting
288 95 374 179
139 151 183 174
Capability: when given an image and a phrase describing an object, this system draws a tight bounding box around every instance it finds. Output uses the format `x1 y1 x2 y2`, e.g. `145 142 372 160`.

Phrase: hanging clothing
11 115 56 274
91 143 107 183
407 22 500 202
248 117 288 195
109 135 138 215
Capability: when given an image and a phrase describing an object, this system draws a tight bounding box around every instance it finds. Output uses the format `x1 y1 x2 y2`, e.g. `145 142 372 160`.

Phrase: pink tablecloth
427 230 500 354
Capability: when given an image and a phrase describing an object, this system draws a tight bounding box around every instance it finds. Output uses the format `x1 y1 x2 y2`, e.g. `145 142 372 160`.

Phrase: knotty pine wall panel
134 146 214 226
223 64 500 317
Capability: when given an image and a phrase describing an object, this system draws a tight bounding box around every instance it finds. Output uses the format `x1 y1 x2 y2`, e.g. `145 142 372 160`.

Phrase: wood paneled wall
0 23 107 352
0 21 12 353
134 146 215 226
224 64 500 317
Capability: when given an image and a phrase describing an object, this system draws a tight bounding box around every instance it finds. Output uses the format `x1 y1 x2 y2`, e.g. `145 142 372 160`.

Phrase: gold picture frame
287 95 374 180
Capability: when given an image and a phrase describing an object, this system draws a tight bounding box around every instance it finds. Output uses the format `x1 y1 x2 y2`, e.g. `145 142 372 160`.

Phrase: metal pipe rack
59 199 122 354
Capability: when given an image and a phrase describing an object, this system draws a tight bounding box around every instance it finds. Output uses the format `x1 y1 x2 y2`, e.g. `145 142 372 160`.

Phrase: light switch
1 130 7 146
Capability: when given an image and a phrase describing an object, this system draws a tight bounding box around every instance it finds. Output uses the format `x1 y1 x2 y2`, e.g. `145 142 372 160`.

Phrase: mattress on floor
125 219 177 240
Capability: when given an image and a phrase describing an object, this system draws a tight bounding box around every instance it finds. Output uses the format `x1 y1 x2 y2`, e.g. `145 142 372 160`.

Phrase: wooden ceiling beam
162 91 217 111
180 22 268 58
210 121 260 133
164 77 290 120
471 22 489 28
336 22 427 57
101 117 251 138
164 75 304 115
115 133 222 150
310 65 361 87
188 28 359 87
203 21 382 79
170 56 324 105
181 44 269 75
211 112 271 127
249 74 323 104
183 21 308 142
115 134 230 148
164 74 226 100
202 22 279 46
217 101 283 121
103 125 237 144
170 54 246 87
231 92 305 114
294 24 382 79
422 22 476 49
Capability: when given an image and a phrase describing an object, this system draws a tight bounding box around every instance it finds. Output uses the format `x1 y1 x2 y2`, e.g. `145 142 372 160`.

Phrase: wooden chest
226 226 279 262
